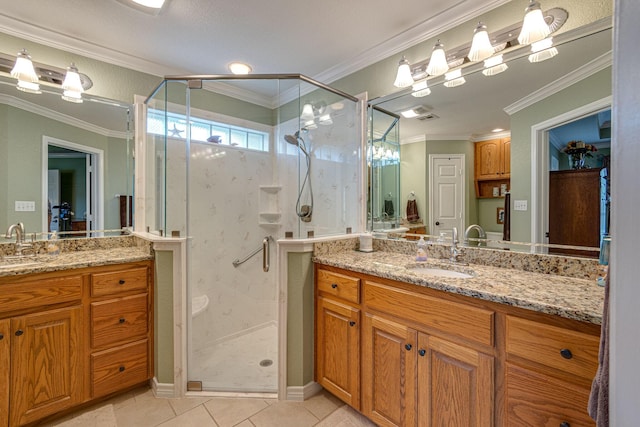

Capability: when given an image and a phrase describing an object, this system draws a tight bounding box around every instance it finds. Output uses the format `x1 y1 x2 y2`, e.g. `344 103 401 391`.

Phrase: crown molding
201 81 276 109
0 93 129 139
504 50 613 116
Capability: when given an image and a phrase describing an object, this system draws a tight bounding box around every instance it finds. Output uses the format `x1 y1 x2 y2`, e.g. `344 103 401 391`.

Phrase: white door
429 154 465 239
47 170 60 232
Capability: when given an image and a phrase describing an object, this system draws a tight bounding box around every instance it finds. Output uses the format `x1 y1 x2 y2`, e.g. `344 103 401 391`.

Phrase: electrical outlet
15 201 36 212
513 200 528 211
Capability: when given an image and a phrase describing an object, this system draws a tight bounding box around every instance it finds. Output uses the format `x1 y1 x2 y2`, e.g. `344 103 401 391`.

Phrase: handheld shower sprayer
284 131 313 222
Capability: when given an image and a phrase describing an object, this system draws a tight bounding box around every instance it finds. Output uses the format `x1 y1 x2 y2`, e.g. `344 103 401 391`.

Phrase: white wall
611 0 640 423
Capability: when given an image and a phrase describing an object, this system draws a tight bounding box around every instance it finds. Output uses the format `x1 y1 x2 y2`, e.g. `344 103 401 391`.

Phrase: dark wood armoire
548 168 601 257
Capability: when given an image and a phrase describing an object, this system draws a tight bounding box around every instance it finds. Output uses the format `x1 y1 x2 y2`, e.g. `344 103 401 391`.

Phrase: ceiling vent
417 113 439 121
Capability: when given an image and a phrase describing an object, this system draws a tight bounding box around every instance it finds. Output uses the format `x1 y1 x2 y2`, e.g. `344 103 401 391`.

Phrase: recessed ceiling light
401 109 420 119
116 0 167 14
228 62 252 75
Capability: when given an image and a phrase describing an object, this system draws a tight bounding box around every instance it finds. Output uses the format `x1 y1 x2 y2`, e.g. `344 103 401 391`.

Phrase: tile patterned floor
47 386 378 427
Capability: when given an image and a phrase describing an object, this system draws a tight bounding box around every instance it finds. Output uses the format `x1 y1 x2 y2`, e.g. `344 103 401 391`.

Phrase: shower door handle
263 236 270 272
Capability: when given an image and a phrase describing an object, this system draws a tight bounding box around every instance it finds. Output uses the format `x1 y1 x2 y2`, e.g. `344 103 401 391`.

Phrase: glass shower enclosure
144 75 362 394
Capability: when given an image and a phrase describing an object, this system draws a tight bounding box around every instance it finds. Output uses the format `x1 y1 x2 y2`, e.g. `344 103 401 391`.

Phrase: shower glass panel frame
144 74 362 394
368 105 401 232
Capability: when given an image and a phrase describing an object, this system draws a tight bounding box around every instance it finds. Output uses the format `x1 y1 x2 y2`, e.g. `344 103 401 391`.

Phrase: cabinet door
0 319 9 427
315 296 360 408
362 313 417 427
417 334 494 427
501 137 511 176
10 306 83 427
475 139 502 179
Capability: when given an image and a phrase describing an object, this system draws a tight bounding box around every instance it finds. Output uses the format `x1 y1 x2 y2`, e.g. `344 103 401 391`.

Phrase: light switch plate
15 201 36 212
513 200 528 211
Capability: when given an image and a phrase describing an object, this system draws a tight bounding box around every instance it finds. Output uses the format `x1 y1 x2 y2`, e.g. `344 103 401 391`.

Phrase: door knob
435 221 440 226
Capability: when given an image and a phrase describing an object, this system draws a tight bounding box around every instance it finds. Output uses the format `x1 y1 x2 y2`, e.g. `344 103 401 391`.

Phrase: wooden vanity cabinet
315 269 361 409
474 137 511 198
314 263 600 427
0 260 153 427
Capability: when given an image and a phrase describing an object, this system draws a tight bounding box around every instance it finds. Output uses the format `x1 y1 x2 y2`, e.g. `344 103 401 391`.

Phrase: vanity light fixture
132 0 165 8
467 22 494 62
518 0 551 45
61 63 84 103
393 56 414 88
319 113 333 126
528 37 558 62
228 62 252 75
301 103 315 121
411 80 431 97
10 49 41 94
482 54 508 76
425 40 449 76
443 69 466 88
303 119 318 130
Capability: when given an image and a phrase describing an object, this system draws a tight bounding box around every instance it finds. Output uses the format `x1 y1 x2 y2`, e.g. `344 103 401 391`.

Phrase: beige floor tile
234 421 255 427
157 405 218 427
301 390 344 420
249 401 318 427
168 396 212 416
114 394 175 427
49 404 117 427
204 397 269 427
315 405 377 427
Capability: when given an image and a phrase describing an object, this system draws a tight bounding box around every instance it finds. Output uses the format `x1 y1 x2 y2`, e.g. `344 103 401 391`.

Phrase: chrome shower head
284 132 309 156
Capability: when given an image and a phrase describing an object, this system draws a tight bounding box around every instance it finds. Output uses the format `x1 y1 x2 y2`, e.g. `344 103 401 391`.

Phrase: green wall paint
510 67 611 242
154 250 174 384
287 251 314 387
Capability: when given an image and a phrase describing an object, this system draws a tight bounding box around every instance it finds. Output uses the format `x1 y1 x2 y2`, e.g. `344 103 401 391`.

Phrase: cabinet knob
119 279 126 285
349 321 356 327
331 283 338 289
418 349 426 357
15 329 23 337
0 333 3 340
560 422 570 427
405 343 412 351
119 366 125 372
119 318 126 324
560 348 573 359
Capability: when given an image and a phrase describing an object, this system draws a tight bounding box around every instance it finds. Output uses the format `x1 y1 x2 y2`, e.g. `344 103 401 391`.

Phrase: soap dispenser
416 236 428 261
47 231 60 256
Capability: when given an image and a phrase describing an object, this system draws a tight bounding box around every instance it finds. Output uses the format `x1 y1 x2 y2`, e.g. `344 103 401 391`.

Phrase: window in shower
147 108 270 152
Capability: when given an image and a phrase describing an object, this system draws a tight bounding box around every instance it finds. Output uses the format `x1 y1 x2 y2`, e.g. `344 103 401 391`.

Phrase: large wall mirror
0 74 133 240
369 20 612 257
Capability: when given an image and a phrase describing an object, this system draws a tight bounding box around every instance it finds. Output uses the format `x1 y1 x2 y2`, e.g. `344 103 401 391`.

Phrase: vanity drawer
506 363 595 426
91 294 149 348
0 275 82 314
364 281 494 347
506 316 599 380
317 269 360 304
91 267 148 297
91 339 149 398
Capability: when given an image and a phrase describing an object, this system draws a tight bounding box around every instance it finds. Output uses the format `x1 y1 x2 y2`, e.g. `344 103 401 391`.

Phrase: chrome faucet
464 224 487 246
5 222 32 256
450 227 459 263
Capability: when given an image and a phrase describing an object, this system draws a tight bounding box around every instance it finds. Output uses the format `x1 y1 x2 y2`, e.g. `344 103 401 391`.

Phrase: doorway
42 136 104 234
531 97 611 253
428 154 465 238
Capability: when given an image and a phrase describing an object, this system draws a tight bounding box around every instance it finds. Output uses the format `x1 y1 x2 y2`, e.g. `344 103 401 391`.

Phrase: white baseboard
151 377 176 398
286 381 322 401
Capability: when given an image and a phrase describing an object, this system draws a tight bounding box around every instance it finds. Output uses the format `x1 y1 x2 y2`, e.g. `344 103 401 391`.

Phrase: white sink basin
407 265 474 279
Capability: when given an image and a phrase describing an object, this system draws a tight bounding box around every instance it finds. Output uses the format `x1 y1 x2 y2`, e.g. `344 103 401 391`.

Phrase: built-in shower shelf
259 212 282 221
259 185 282 193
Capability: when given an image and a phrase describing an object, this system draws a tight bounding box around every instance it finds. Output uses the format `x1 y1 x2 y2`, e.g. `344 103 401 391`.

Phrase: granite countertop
314 250 605 325
0 247 154 278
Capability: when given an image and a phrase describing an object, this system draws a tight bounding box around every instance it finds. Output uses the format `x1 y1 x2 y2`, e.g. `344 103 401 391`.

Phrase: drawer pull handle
349 321 356 327
15 329 23 337
119 366 125 372
405 343 412 351
560 422 570 427
331 283 338 289
119 279 126 285
418 349 426 357
560 348 573 359
119 318 126 324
